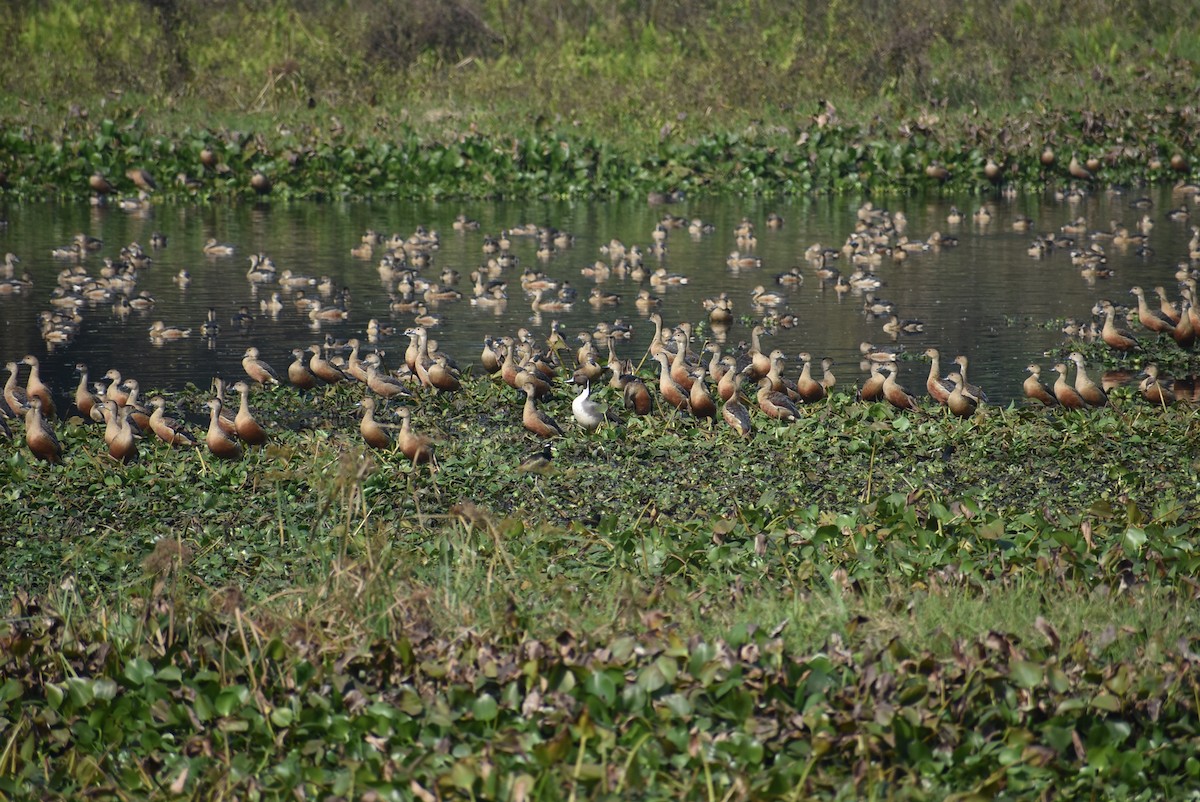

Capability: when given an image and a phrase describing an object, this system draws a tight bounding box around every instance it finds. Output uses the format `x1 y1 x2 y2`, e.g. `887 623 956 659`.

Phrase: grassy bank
2 0 1200 200
3 342 1200 798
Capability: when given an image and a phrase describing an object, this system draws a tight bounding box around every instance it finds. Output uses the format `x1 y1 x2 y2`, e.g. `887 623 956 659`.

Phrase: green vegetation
2 0 1200 200
3 336 1200 798
4 2 1200 796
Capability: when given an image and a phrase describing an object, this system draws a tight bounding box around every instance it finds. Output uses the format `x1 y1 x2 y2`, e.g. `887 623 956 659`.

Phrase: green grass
3 363 1200 797
2 0 1200 200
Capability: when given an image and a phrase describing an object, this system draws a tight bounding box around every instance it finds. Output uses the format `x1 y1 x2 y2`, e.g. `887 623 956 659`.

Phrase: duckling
205 398 243 460
1022 364 1057 407
148 397 198 447
25 398 63 463
242 347 281 386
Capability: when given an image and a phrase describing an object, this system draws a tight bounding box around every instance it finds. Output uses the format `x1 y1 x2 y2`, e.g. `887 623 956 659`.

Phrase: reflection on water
1 185 1196 409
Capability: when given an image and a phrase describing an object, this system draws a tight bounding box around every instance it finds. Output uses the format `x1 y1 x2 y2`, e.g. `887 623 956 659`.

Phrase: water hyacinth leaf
1008 661 1043 689
584 670 617 706
473 694 499 722
1122 527 1147 553
124 658 155 687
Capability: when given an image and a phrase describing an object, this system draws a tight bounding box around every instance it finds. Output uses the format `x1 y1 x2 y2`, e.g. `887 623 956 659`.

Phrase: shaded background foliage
3 0 1199 128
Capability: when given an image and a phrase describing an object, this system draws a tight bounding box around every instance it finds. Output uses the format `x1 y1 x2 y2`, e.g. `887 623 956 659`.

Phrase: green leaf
124 658 155 687
1122 526 1147 553
1009 660 1043 689
473 694 498 722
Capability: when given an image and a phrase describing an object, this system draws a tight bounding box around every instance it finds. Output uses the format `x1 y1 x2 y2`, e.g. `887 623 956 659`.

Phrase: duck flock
4 175 1200 467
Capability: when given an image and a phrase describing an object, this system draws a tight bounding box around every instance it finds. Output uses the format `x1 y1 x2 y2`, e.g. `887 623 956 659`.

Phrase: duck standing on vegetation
232 381 269 445
571 382 610 431
1052 363 1086 410
25 398 62 464
1022 364 1057 407
881 366 920 411
945 373 980 418
20 355 55 419
721 369 753 437
396 407 436 472
205 399 243 460
242 347 281 386
521 381 564 439
101 400 138 464
1068 352 1108 407
358 397 392 450
149 397 198 447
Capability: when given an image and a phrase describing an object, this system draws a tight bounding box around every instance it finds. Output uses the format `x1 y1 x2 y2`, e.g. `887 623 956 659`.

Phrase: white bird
571 381 616 432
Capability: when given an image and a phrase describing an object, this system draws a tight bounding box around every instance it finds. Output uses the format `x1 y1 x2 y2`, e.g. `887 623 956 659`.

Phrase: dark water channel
1 186 1194 409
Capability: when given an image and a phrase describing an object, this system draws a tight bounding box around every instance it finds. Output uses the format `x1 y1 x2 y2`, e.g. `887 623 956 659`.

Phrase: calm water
0 186 1193 408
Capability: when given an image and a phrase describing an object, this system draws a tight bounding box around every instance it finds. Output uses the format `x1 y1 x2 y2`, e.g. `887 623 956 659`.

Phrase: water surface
0 186 1192 408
